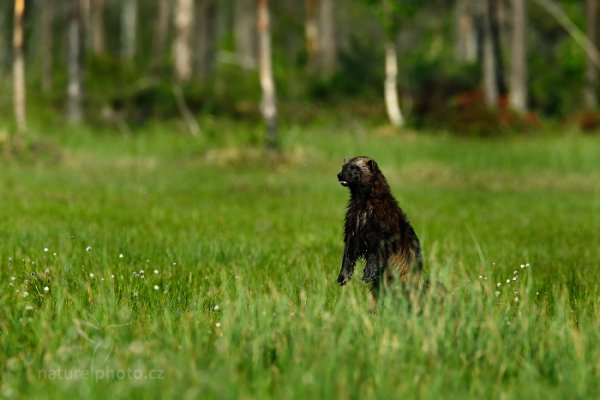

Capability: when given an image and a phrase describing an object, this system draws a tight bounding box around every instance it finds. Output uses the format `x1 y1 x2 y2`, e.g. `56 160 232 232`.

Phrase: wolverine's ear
367 158 377 170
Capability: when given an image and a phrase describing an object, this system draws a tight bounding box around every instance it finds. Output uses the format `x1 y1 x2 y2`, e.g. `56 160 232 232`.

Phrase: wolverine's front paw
337 271 352 286
362 268 377 284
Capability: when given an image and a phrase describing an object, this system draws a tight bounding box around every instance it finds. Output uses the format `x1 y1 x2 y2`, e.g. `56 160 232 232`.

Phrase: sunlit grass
1 122 600 399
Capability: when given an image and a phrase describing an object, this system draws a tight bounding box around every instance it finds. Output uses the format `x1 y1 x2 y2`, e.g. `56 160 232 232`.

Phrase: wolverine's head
337 156 381 189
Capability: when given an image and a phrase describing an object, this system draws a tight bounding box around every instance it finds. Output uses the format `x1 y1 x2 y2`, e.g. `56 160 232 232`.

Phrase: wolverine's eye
350 165 359 172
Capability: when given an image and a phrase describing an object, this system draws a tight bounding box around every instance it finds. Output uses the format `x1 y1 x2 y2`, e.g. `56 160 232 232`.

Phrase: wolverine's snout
337 172 348 186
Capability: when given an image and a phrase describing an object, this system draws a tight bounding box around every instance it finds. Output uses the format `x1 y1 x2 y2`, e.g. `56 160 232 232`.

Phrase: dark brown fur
336 156 424 302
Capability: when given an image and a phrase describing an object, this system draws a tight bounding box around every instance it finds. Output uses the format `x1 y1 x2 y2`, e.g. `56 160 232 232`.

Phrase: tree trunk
384 41 404 128
318 0 336 75
173 0 194 82
196 0 217 76
482 0 498 107
121 0 137 61
13 0 26 133
234 0 256 68
456 0 477 62
305 0 319 69
152 0 171 72
90 0 106 55
489 0 507 97
585 0 598 109
41 0 54 94
509 0 527 113
257 0 278 146
67 0 84 124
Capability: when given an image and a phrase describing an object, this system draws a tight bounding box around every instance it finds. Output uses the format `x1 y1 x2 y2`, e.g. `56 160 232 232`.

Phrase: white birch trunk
121 0 137 61
173 0 194 82
13 0 26 133
509 0 527 114
482 0 498 107
67 0 83 124
318 0 336 74
257 0 278 144
384 42 404 128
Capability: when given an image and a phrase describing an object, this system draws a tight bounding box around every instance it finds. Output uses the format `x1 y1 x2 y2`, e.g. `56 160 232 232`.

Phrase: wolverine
336 156 424 302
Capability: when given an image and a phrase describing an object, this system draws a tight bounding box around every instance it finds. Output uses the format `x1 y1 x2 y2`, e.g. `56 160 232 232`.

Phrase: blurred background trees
2 0 600 137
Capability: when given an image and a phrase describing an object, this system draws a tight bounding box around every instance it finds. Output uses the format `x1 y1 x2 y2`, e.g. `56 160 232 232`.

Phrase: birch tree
173 0 194 82
455 0 477 62
318 0 336 74
509 0 527 114
305 0 336 75
378 0 412 128
482 0 499 107
13 0 26 133
67 0 83 124
121 0 137 61
384 42 404 127
257 0 278 146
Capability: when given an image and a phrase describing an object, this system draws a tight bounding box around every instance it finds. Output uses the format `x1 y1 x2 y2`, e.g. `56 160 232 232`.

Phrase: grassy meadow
1 119 600 399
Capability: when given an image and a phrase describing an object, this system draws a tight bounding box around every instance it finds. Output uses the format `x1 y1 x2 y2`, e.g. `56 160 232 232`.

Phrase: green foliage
365 0 425 38
1 121 600 398
9 0 600 129
405 60 526 135
308 35 384 100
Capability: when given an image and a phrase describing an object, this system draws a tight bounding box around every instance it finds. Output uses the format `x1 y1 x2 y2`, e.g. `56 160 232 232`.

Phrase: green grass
1 120 600 399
